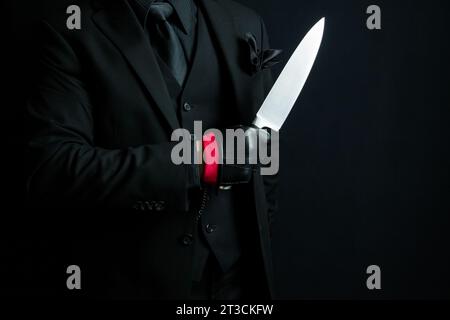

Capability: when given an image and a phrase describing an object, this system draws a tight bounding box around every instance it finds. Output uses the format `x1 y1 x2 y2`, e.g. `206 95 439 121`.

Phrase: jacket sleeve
259 17 280 227
25 21 199 209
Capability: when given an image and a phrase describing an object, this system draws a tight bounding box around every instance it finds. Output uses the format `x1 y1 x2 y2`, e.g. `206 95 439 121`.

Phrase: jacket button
183 102 192 112
205 224 217 234
179 234 193 246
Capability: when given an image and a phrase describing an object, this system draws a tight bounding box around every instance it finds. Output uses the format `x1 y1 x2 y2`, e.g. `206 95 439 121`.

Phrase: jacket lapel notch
92 0 180 131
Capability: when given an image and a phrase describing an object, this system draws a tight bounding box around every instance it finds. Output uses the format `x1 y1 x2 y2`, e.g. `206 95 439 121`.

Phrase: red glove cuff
202 132 219 184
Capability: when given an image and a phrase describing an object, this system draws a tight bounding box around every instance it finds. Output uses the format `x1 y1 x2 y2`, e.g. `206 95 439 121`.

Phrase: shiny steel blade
253 17 325 131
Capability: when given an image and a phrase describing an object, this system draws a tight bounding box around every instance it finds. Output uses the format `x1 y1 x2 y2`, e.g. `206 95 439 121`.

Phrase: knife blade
253 17 325 131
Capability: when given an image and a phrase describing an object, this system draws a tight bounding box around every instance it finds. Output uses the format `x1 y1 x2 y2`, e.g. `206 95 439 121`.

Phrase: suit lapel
198 0 253 124
92 0 180 131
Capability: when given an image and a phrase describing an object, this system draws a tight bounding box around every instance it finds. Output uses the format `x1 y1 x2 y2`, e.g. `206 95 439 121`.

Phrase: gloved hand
201 125 271 186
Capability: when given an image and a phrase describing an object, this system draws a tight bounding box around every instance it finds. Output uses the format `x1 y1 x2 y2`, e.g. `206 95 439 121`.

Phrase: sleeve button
154 201 165 211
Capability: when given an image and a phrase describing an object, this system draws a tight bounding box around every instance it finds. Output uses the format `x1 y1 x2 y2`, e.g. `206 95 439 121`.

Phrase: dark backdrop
3 0 450 299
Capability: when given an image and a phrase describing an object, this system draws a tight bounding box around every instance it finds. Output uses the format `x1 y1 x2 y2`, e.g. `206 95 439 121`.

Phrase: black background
3 0 450 299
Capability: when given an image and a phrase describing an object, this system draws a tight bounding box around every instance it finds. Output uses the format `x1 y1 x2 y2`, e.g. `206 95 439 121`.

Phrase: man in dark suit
26 0 278 300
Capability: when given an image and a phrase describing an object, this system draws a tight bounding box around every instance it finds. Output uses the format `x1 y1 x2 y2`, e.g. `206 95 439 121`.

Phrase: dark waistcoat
155 10 244 281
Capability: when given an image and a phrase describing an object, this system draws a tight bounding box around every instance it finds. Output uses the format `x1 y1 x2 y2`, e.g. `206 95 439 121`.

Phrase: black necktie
147 2 188 86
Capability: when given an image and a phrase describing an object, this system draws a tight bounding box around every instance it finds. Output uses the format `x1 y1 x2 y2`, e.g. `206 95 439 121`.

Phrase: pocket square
244 32 282 75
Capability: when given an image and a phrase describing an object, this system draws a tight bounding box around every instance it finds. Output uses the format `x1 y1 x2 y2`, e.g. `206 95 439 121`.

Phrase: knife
253 17 325 131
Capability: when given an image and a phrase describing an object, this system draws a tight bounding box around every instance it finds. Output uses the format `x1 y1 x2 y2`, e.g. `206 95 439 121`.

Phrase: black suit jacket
26 0 278 299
